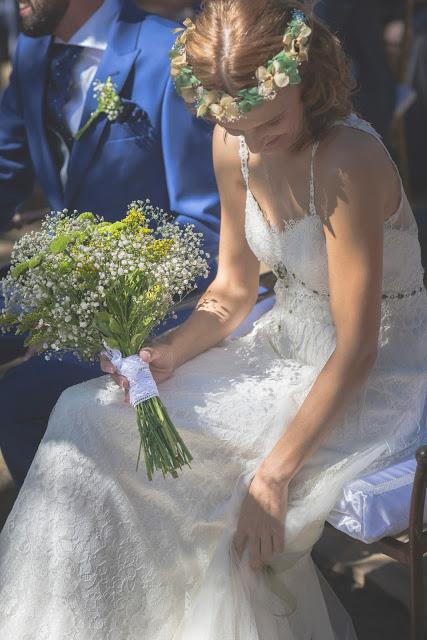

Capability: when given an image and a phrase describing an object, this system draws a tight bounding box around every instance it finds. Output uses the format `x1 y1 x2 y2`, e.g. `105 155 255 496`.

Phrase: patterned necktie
45 43 83 156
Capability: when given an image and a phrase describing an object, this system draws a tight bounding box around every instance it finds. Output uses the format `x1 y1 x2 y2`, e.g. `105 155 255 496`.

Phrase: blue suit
0 0 220 486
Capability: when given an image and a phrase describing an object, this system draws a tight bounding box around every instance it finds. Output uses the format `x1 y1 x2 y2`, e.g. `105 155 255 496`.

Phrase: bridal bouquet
1 202 210 480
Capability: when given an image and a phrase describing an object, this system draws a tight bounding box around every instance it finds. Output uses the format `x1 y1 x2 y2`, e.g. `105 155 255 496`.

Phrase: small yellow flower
208 94 240 121
299 24 312 42
275 73 290 88
173 17 196 46
270 60 290 87
197 90 220 117
283 32 293 48
255 66 270 83
182 17 196 30
196 103 209 118
256 66 276 98
284 24 312 62
181 86 198 103
223 100 241 121
170 52 187 78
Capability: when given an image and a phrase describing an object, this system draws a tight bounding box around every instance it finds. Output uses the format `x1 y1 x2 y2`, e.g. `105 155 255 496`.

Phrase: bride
1 1 426 638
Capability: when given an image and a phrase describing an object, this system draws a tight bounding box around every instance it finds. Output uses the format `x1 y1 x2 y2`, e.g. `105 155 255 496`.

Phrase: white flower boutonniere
75 76 123 141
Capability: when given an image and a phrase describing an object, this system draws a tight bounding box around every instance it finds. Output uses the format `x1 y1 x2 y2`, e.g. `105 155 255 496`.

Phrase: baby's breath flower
1 201 209 364
74 76 123 141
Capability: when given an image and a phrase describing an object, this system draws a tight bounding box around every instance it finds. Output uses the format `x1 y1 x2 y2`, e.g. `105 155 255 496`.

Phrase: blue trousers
0 306 195 488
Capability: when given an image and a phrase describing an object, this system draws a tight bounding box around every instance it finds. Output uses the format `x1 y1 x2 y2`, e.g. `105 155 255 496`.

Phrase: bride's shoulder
316 123 399 201
212 125 245 184
320 124 385 169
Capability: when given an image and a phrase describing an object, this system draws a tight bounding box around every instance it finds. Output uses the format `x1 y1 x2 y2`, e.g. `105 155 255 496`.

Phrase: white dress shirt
53 0 119 184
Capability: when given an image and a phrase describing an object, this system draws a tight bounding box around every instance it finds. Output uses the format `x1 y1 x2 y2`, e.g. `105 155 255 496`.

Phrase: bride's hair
185 0 354 150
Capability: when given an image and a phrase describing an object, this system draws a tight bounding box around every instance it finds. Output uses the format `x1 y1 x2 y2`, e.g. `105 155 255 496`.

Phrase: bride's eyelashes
268 116 283 127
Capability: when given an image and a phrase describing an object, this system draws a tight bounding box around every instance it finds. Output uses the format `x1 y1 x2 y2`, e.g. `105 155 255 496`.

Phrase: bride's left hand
233 467 288 570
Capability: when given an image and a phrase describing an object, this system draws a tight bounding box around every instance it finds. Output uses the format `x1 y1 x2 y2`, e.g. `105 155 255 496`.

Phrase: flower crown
169 9 311 122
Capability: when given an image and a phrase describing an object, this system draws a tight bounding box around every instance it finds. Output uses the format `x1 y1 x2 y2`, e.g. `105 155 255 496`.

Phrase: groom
0 0 220 487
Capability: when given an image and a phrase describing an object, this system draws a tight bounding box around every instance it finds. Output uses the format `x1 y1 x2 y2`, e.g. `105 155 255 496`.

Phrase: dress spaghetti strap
239 136 249 187
309 141 320 217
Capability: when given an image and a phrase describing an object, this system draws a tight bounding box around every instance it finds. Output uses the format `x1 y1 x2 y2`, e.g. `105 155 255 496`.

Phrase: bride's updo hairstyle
185 0 354 150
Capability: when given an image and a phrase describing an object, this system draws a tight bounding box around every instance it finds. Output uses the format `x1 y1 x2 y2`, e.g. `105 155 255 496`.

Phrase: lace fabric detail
238 136 249 187
242 114 425 299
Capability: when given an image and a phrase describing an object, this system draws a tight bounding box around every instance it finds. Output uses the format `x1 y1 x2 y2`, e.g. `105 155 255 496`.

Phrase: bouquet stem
135 397 193 480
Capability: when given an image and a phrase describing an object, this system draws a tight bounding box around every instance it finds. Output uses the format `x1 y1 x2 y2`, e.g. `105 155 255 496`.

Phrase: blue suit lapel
64 4 144 207
24 35 64 208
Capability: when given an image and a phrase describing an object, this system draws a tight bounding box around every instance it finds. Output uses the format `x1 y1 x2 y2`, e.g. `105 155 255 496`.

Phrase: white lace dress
0 115 426 640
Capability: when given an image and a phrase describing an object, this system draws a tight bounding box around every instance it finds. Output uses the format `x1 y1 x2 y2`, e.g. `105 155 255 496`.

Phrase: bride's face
220 85 304 154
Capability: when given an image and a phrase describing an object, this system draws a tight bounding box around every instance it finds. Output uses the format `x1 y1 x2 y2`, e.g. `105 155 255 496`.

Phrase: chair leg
409 549 424 640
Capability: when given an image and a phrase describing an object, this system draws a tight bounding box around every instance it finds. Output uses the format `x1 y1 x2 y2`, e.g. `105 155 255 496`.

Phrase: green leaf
94 311 114 336
130 332 147 354
108 317 122 336
104 336 120 350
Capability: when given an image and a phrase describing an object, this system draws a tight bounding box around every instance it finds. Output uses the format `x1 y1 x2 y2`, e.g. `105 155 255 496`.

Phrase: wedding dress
0 115 426 640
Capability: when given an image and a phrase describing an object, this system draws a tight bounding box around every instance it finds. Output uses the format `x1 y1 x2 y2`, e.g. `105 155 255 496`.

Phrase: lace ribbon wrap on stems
103 347 159 407
102 347 193 480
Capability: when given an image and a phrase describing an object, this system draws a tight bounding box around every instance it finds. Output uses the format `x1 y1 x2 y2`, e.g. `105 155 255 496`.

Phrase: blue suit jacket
0 0 220 260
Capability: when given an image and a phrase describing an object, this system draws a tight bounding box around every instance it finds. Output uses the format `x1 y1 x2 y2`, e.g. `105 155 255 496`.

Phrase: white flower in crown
170 50 188 78
256 63 290 98
75 76 123 141
173 17 196 47
196 91 241 121
283 22 312 63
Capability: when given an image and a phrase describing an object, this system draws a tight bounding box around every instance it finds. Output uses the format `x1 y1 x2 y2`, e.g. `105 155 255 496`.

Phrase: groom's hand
100 344 176 403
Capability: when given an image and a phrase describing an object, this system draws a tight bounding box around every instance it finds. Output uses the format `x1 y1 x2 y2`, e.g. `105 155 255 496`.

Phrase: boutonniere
75 76 123 141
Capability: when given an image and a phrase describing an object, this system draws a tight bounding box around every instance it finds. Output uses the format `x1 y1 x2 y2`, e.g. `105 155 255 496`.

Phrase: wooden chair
326 445 427 640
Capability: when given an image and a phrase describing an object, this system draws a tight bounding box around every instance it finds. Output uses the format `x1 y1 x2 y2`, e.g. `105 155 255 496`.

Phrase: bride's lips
18 1 33 17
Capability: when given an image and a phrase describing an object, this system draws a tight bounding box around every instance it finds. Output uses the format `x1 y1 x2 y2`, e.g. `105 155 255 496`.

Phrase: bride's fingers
272 526 285 555
260 530 274 564
115 374 129 390
139 348 153 363
100 354 116 374
232 530 247 560
249 534 262 570
109 372 130 403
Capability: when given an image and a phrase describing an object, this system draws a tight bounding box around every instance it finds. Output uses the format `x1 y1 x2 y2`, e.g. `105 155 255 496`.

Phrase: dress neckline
239 136 319 235
240 114 405 237
246 188 321 236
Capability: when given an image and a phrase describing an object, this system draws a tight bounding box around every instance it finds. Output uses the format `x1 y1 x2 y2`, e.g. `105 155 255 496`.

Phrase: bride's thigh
44 375 140 466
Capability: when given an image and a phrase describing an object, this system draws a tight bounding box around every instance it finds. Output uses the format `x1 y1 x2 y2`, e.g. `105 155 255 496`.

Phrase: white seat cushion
327 457 427 543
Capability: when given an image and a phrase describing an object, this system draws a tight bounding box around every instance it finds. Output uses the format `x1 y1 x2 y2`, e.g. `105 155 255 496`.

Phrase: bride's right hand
100 344 176 403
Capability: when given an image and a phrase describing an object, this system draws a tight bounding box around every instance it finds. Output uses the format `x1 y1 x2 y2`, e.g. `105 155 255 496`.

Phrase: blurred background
0 1 426 638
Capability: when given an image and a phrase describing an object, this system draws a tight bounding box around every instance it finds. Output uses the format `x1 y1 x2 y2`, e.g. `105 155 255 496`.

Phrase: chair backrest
409 446 427 550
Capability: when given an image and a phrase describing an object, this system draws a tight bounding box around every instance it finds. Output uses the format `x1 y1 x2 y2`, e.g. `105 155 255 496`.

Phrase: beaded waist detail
273 263 425 300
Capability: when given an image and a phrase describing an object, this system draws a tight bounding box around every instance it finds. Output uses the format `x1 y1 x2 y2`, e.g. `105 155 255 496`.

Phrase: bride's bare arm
102 127 260 392
235 131 397 569
158 126 261 367
260 132 395 485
